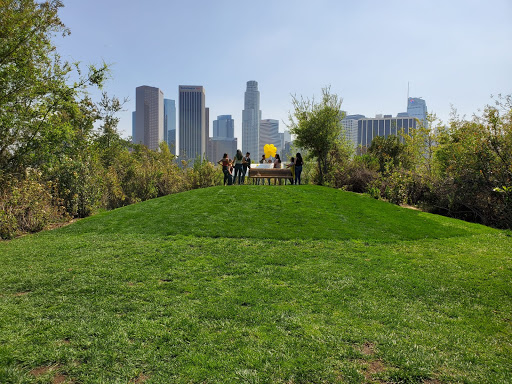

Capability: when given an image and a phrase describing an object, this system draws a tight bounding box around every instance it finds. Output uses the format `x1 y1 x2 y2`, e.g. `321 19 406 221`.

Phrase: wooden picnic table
249 168 292 179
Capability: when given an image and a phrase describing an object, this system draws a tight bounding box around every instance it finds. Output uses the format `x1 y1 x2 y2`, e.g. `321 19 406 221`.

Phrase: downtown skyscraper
164 99 176 155
407 97 428 129
242 81 261 158
179 85 206 160
134 86 164 150
259 119 280 155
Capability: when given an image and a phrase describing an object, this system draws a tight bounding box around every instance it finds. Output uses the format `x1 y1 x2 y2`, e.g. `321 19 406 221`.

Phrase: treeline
0 0 222 239
299 96 512 229
0 137 222 239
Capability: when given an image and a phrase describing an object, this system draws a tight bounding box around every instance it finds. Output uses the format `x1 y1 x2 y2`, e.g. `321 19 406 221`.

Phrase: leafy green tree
288 87 345 185
432 97 512 228
94 92 130 168
0 0 108 173
368 135 405 174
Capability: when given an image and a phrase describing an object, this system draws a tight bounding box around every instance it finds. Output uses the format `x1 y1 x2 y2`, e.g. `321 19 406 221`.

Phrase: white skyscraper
242 81 261 158
134 86 164 150
341 114 366 149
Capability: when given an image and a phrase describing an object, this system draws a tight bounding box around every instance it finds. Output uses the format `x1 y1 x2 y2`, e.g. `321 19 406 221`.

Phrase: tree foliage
0 0 108 173
288 87 346 185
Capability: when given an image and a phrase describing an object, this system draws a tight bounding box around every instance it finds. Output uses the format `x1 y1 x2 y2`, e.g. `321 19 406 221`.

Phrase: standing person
217 153 232 186
232 149 244 185
242 152 251 184
257 154 266 185
273 154 282 185
286 156 295 185
295 153 304 185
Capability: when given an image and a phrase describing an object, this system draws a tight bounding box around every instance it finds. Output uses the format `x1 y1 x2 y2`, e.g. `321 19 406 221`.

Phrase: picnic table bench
249 168 292 180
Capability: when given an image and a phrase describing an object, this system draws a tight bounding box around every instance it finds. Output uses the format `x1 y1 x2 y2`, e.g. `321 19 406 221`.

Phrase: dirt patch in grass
400 203 422 211
13 291 30 297
30 365 69 383
355 341 376 356
355 358 388 383
30 366 51 376
129 373 149 383
362 342 376 356
53 374 67 383
367 360 386 375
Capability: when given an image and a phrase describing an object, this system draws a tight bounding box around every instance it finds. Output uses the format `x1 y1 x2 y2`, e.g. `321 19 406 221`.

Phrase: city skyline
54 1 512 142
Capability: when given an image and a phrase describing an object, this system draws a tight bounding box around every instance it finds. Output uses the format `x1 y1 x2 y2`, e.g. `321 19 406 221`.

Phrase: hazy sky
55 0 512 143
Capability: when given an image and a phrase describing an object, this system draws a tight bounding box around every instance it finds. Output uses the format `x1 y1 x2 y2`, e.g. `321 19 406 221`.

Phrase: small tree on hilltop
288 87 344 185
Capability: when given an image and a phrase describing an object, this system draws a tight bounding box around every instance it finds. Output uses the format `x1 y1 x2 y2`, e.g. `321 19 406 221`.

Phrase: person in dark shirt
242 152 251 184
257 154 266 185
294 153 303 185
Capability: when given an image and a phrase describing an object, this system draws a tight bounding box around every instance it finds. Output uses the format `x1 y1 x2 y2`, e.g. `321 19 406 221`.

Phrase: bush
0 171 68 239
185 158 223 190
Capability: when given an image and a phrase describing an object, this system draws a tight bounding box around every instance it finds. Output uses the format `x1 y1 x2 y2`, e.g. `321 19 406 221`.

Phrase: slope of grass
0 185 511 384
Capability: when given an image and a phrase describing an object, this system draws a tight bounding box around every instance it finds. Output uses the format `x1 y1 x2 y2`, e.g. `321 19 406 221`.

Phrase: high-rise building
213 115 235 138
259 119 280 156
407 97 428 128
279 130 293 161
132 111 136 139
208 137 238 163
204 107 210 157
357 116 418 149
164 99 176 155
179 85 206 160
134 85 164 150
341 114 366 149
242 81 261 158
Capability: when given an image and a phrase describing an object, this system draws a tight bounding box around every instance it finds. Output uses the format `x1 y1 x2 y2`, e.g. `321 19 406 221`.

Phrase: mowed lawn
0 185 511 384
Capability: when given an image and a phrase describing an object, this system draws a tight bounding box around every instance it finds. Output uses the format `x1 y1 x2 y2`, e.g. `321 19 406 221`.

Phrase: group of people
218 150 303 186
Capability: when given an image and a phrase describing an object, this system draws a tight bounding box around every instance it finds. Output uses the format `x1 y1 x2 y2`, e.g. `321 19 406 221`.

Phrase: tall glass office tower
213 115 235 138
179 85 206 160
134 85 164 150
164 99 176 155
407 97 428 128
242 81 261 157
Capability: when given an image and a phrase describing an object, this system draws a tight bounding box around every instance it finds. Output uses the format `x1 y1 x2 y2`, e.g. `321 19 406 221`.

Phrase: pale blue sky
55 0 512 142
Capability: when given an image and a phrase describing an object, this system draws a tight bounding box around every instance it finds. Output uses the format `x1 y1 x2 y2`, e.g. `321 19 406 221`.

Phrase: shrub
0 171 68 239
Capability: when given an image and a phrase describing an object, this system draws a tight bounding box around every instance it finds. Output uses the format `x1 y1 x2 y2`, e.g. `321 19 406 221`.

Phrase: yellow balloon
264 144 277 159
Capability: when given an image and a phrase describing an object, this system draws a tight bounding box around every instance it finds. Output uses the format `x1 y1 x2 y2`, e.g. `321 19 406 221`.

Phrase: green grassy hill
1 185 511 383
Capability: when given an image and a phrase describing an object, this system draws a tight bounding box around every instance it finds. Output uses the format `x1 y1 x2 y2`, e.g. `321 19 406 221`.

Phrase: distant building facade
407 97 428 128
213 115 235 138
134 85 164 150
179 85 206 160
208 137 238 163
357 116 418 149
259 119 280 156
132 111 136 140
341 114 366 149
242 81 261 159
164 99 176 155
204 107 210 157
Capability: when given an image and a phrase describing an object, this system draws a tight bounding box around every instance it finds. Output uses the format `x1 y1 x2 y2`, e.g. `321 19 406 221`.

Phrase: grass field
1 185 511 383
